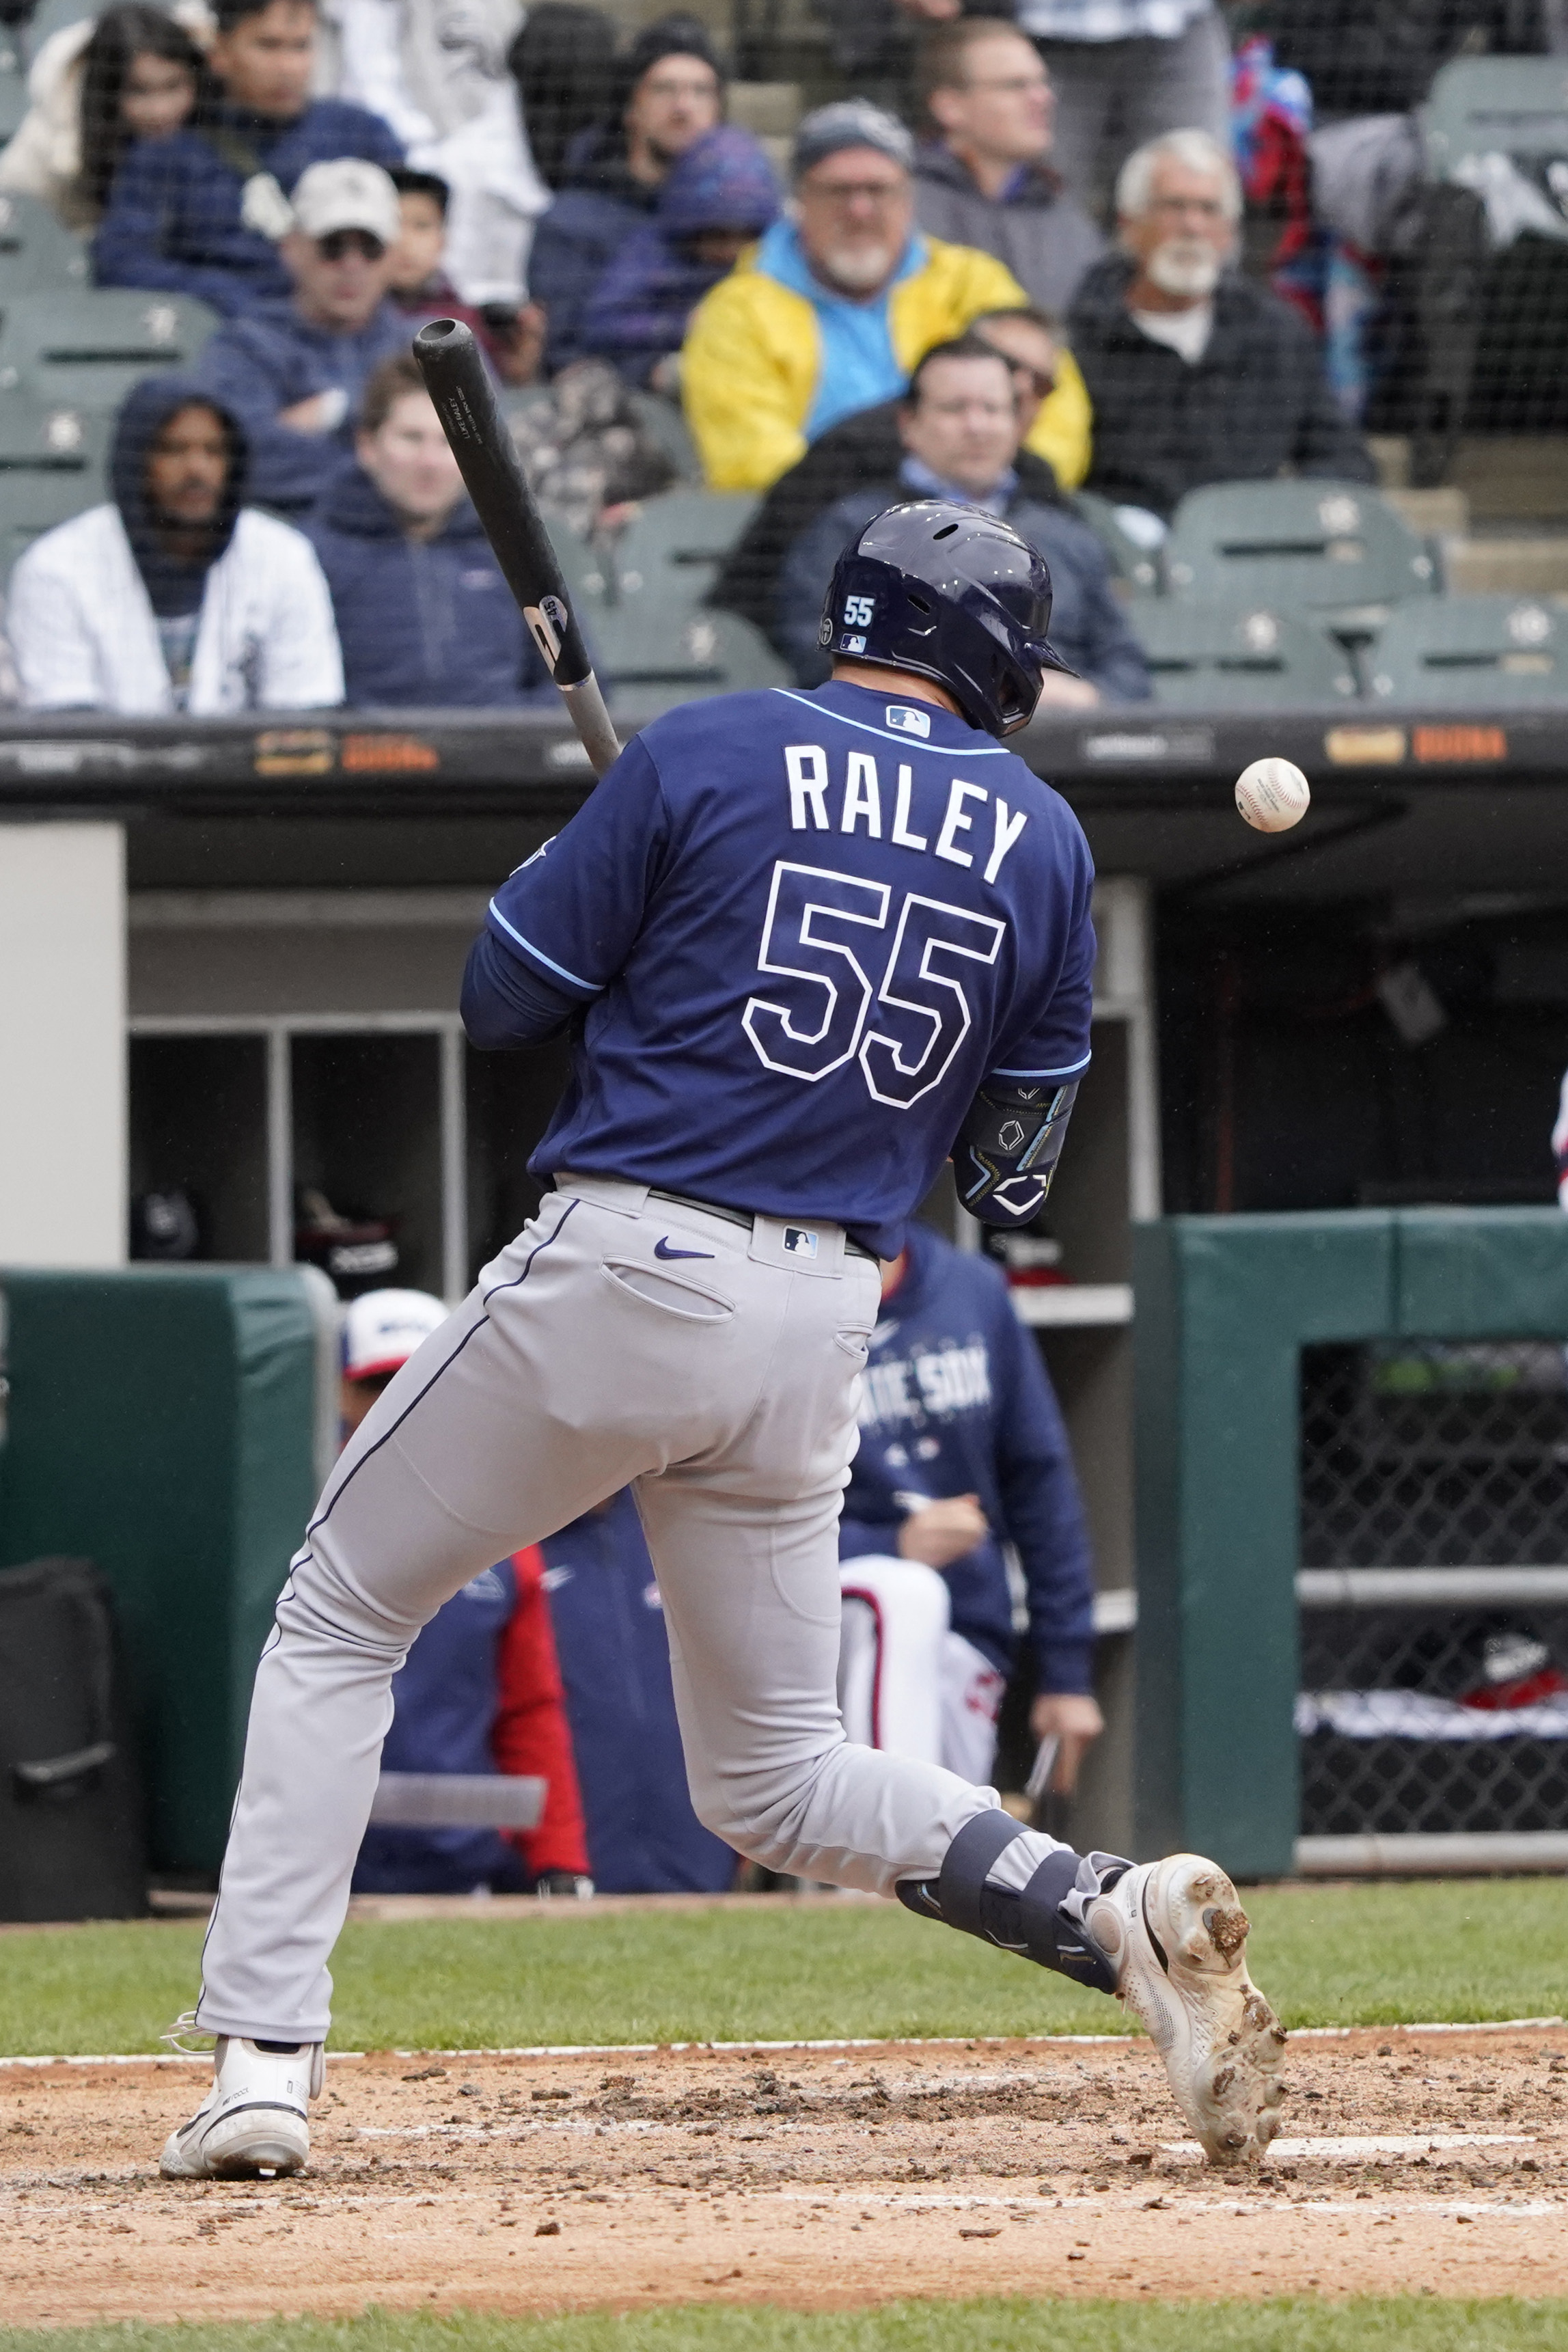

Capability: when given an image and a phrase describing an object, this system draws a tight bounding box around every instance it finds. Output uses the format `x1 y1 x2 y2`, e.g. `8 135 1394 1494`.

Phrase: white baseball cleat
1086 1852 1286 2166
159 2036 322 2180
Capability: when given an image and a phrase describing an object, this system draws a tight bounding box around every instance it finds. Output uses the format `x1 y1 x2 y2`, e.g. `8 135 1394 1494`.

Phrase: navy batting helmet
820 499 1076 738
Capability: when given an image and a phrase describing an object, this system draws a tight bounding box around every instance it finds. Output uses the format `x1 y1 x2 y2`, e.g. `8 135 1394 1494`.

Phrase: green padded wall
1133 1209 1568 1878
0 1268 329 1872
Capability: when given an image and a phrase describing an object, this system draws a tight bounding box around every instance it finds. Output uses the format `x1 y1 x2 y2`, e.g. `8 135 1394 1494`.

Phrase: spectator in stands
542 1490 737 1894
93 0 403 317
318 0 550 310
508 2 618 191
711 303 1085 641
1012 0 1232 214
579 124 779 392
683 98 1056 493
193 157 410 512
0 1 207 232
306 353 555 706
340 1290 592 1898
529 14 725 374
776 337 1149 702
914 18 1103 314
388 167 546 385
8 372 341 711
1068 128 1375 521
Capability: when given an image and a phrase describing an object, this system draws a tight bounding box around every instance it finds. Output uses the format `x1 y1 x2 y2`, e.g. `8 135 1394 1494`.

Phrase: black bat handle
412 318 622 778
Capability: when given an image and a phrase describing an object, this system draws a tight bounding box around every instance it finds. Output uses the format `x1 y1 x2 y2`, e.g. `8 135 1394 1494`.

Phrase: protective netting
1299 1339 1568 1839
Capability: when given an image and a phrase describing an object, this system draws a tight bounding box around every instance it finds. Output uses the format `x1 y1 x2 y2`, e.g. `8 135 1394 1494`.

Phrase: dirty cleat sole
1087 1852 1286 2165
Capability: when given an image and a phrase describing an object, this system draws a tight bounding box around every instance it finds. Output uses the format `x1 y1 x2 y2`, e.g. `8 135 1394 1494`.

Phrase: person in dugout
340 1289 592 1896
837 1220 1103 1801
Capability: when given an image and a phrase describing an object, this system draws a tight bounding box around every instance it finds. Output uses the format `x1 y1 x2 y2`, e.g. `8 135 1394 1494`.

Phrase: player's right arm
460 737 673 1051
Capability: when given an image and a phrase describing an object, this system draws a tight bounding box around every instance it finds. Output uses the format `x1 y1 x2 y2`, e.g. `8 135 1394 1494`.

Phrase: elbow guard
955 1077 1079 1225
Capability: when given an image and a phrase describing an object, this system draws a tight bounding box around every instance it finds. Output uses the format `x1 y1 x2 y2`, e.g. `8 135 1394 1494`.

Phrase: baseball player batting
161 500 1285 2181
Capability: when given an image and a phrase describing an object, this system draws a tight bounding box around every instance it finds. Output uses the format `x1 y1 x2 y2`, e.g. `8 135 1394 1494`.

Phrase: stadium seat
627 389 702 483
605 488 759 612
1131 600 1360 707
0 290 220 411
1420 56 1568 179
1163 480 1438 631
0 191 91 298
0 466 107 582
0 396 107 483
1366 593 1568 702
0 26 26 141
22 0 99 62
602 605 788 715
1071 489 1164 594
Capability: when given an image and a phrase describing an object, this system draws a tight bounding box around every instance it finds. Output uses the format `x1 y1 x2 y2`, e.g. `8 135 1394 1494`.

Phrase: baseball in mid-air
1235 756 1311 833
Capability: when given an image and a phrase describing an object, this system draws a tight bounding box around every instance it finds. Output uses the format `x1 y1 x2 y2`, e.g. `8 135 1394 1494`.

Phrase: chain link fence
1298 1340 1568 1840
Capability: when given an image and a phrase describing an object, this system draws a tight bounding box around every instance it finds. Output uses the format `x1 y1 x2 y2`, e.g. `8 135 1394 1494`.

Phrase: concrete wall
0 823 126 1266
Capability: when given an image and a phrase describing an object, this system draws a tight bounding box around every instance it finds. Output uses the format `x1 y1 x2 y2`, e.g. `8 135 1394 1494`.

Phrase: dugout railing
1134 1208 1568 1878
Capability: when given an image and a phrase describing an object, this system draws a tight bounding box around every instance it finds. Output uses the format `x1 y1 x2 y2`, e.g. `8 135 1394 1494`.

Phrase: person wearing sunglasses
914 18 1105 318
192 156 420 511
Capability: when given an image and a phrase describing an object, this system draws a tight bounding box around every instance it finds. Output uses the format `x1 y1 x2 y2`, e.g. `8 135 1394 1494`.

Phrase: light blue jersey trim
993 1050 1093 1078
771 688 1012 756
488 899 601 996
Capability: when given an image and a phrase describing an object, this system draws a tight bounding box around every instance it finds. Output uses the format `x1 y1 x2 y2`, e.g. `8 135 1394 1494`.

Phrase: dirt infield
5 2027 1568 2324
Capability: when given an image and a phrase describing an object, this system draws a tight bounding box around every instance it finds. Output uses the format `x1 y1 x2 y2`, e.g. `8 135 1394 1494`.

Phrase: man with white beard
683 98 1045 493
1065 128 1374 529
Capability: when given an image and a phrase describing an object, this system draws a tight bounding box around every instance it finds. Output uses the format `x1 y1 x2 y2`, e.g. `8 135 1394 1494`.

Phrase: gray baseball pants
196 1173 1008 2042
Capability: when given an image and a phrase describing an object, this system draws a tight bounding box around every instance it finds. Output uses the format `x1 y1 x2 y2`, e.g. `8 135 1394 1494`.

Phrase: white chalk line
1 2017 1560 2070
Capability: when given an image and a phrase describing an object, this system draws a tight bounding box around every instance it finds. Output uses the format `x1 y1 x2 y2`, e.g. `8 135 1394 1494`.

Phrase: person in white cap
191 156 421 513
340 1287 450 1436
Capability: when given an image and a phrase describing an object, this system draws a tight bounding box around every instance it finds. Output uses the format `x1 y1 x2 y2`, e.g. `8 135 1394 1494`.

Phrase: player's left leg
636 1282 1285 2165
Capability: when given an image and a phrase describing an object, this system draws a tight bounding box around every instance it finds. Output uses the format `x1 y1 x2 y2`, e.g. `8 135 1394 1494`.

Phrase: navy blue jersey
484 679 1095 1259
838 1223 1096 1694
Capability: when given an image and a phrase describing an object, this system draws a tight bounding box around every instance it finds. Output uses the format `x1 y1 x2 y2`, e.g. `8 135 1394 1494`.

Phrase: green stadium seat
606 488 759 613
1132 599 1360 707
1366 593 1568 702
0 396 107 480
627 388 702 482
1163 479 1438 630
22 0 101 61
1071 489 1164 593
0 465 107 582
602 605 788 715
1421 56 1568 178
0 37 26 141
0 289 220 411
0 191 90 296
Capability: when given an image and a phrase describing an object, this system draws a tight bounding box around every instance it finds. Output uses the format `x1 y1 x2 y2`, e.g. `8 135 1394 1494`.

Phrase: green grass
4 2304 1568 2352
3 1878 1567 2059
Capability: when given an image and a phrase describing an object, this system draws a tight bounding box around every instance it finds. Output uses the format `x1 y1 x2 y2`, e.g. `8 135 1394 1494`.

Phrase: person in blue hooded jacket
838 1219 1103 1796
305 352 555 707
579 124 778 392
529 15 724 376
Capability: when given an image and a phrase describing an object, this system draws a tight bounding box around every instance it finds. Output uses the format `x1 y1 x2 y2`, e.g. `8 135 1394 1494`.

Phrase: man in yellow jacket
683 98 1091 495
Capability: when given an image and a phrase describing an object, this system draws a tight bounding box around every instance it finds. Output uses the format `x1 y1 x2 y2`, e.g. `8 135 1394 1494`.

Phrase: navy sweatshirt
305 462 555 705
840 1222 1095 1695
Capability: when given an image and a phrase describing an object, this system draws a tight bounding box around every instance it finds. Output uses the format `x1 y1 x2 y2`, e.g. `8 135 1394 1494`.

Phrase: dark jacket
579 125 779 386
193 297 412 513
110 372 246 615
92 99 404 318
778 465 1152 701
305 461 554 707
712 396 1067 640
913 141 1104 316
1067 252 1377 519
840 1222 1096 1695
529 124 660 373
542 1490 737 1894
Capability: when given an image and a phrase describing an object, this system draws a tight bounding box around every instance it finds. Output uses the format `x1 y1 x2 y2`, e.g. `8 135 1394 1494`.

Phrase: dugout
4 699 1568 1874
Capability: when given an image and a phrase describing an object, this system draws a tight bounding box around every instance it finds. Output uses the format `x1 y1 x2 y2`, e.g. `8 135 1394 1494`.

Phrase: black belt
647 1188 877 1263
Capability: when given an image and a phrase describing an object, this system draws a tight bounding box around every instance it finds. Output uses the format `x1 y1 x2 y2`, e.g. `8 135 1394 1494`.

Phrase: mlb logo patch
783 1226 819 1260
885 705 931 738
